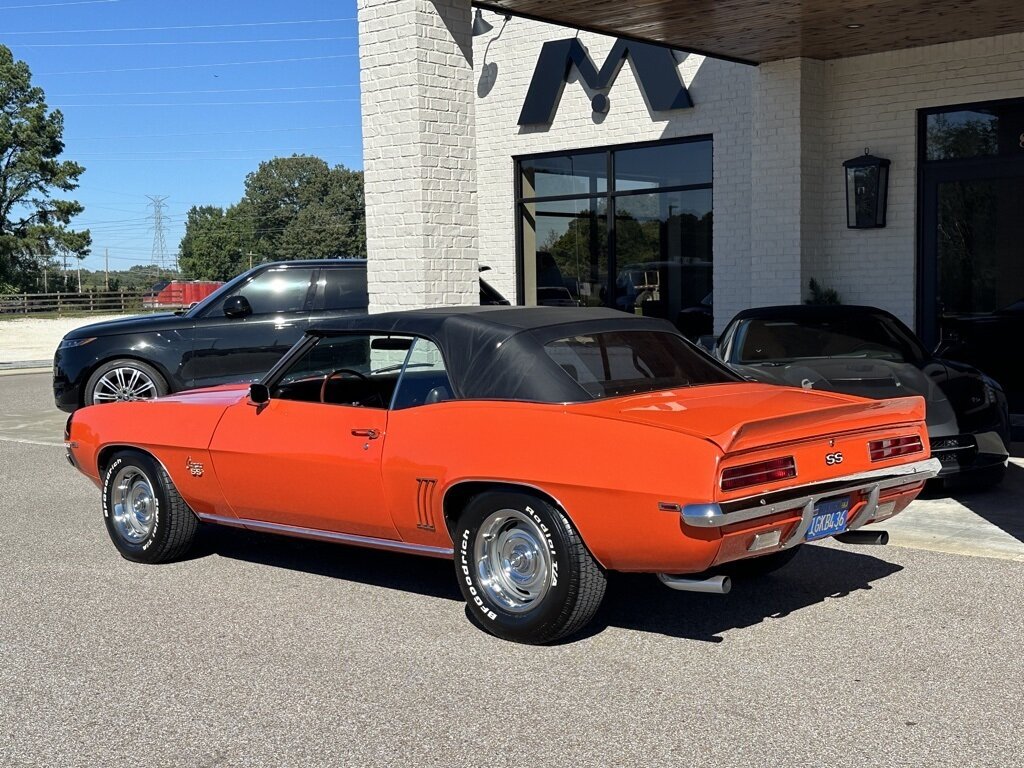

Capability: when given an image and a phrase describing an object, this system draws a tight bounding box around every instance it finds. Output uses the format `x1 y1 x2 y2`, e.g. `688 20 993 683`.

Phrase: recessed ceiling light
846 23 864 29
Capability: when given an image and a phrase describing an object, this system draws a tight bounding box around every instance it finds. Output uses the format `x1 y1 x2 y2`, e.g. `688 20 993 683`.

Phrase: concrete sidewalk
0 314 130 365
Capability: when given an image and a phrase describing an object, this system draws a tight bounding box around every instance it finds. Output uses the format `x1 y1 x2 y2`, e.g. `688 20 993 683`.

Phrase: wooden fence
0 290 152 315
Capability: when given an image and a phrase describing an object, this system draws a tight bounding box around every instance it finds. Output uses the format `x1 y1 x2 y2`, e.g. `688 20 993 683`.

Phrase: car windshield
544 330 736 400
734 314 922 365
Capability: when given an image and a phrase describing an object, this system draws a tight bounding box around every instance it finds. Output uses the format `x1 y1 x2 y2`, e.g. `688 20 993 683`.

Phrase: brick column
358 0 478 312
749 58 826 306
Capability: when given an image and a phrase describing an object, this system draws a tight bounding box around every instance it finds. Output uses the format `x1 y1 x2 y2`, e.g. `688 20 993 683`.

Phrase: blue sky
2 0 363 272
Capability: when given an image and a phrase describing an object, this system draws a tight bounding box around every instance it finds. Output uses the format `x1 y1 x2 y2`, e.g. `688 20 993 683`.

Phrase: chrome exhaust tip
834 530 889 546
657 573 731 594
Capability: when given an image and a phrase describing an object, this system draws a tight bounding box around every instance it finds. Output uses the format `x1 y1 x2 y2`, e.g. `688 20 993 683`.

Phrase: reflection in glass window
519 152 607 198
614 189 712 326
615 141 713 191
925 102 1024 161
273 334 414 408
319 266 368 311
544 330 732 400
392 338 454 409
517 138 713 339
521 199 608 308
236 267 315 315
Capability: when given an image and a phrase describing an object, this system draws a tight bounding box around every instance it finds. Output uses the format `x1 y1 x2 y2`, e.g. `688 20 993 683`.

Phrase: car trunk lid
567 382 927 454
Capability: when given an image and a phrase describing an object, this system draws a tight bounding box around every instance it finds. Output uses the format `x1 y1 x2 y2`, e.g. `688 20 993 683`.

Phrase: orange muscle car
65 307 940 644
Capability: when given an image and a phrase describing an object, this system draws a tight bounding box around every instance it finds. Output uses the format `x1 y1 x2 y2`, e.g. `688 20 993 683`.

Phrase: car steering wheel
320 368 373 405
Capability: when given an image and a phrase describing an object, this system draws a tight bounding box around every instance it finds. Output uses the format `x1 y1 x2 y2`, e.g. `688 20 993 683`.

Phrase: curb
0 361 50 377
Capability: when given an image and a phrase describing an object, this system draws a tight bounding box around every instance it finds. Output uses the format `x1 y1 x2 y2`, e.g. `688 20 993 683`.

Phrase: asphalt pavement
1 372 1022 767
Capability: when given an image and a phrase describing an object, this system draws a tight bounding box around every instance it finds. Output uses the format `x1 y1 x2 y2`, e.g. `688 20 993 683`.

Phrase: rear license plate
805 497 851 541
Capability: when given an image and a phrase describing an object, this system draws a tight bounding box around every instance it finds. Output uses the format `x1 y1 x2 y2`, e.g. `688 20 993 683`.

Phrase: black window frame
514 134 714 308
916 96 1024 347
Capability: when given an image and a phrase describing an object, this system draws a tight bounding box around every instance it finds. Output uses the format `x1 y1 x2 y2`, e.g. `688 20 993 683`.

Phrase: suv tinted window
320 266 369 311
236 267 315 315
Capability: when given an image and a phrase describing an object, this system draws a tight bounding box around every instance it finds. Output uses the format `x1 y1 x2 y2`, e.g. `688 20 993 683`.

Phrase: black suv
54 259 509 412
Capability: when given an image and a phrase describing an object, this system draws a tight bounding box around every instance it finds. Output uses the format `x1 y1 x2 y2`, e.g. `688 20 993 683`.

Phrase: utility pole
146 195 170 281
77 263 82 293
104 248 109 291
247 250 257 270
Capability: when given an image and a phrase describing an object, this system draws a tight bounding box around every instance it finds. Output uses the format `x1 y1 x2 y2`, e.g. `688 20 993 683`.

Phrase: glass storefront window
615 141 714 191
519 152 608 198
517 137 713 339
521 198 608 308
925 102 1024 161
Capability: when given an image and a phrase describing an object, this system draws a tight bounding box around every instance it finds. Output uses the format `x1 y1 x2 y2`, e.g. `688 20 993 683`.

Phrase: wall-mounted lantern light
843 149 890 229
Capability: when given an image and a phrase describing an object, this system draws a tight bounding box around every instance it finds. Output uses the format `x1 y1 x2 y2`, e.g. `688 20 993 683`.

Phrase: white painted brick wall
359 3 1024 332
472 14 753 332
358 0 478 312
819 32 1024 327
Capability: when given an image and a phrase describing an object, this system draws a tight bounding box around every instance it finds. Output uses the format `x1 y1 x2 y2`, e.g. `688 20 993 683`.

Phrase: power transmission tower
146 195 169 279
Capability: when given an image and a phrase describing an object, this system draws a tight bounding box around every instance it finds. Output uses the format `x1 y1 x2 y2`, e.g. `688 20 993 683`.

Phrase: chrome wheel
110 466 157 544
93 366 158 403
474 509 553 614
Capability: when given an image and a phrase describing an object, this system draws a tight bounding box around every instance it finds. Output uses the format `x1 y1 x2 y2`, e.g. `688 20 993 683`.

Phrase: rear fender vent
416 478 438 531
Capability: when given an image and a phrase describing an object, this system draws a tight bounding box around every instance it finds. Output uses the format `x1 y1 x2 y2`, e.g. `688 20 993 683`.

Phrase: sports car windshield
544 330 735 400
735 315 923 365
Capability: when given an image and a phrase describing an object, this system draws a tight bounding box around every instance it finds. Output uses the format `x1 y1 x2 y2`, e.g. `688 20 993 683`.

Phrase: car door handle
352 428 380 439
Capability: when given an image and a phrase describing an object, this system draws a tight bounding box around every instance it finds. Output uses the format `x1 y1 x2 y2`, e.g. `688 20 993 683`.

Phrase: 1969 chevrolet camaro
65 307 941 644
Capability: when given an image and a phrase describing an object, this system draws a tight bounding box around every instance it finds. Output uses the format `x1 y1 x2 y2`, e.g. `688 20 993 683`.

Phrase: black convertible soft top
308 306 687 402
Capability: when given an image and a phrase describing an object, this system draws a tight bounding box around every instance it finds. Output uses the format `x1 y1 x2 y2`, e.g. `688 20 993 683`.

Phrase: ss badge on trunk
825 452 844 466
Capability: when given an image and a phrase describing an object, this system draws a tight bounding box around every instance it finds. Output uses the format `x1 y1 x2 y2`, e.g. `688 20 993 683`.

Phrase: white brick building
358 0 1024 407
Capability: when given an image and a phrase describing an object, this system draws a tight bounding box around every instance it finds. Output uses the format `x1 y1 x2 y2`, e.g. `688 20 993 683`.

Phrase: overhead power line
73 145 359 156
3 16 356 34
73 123 359 140
14 35 357 48
54 98 360 107
39 54 357 76
53 84 358 97
0 0 118 10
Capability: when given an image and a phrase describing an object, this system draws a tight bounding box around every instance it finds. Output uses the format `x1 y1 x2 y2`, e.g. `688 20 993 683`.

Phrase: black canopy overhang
303 306 683 402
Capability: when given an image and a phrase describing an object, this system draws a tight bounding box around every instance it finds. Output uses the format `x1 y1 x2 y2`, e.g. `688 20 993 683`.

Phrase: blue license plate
805 497 851 541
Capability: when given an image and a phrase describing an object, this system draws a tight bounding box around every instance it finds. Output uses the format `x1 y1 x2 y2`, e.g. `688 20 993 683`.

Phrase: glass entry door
919 99 1024 413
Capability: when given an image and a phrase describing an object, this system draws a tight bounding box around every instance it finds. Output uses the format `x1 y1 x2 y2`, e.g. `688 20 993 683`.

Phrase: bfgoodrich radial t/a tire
101 450 198 564
455 491 606 644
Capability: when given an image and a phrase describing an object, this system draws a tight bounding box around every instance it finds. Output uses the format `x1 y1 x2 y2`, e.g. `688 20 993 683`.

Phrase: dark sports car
53 259 509 412
936 299 1024 417
715 305 1011 486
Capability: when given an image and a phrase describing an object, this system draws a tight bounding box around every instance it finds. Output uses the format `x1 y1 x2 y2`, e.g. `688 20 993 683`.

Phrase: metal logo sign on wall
518 38 693 126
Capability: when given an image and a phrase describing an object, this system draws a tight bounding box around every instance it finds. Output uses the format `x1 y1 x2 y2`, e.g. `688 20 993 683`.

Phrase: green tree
178 155 365 280
178 203 255 281
0 45 90 293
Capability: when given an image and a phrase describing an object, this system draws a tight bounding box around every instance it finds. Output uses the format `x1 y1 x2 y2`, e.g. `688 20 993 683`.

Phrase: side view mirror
223 295 252 318
249 382 270 405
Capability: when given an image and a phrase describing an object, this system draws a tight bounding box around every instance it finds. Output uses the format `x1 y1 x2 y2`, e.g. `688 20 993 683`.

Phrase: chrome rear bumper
679 457 941 549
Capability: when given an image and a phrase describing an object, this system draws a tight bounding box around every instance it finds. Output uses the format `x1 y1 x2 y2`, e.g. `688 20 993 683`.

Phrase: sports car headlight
59 337 97 349
984 380 998 406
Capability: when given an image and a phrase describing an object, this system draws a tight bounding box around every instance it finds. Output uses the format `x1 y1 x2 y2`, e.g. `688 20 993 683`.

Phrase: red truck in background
143 280 223 310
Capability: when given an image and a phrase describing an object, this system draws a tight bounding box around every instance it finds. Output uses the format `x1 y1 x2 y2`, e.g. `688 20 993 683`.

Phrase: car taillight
720 456 797 491
869 435 923 462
